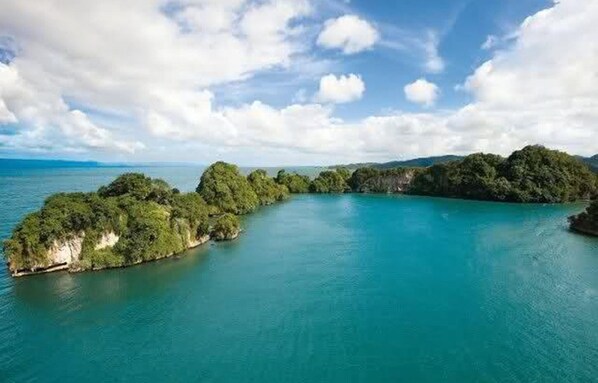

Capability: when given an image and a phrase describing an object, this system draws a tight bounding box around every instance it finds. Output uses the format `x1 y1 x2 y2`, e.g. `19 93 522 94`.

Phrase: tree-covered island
4 162 289 276
4 145 597 276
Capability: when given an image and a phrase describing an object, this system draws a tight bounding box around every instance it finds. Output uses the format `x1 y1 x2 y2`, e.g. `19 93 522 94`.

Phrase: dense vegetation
409 146 597 203
4 146 596 276
275 170 311 193
211 213 241 241
247 169 289 205
4 161 294 275
331 155 464 170
4 173 212 273
197 162 259 215
569 200 598 236
309 170 349 193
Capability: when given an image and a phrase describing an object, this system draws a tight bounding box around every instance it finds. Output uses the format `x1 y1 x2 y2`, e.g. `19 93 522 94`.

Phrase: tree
275 170 311 193
248 169 289 205
309 170 349 193
409 146 597 203
196 162 259 214
98 173 153 200
211 213 241 241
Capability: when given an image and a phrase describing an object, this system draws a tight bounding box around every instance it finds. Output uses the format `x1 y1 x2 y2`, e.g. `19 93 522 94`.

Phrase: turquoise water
1 165 597 382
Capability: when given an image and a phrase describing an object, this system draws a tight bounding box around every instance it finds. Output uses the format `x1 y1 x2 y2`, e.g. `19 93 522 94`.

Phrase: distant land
0 158 201 169
576 155 598 172
332 154 598 172
330 155 464 170
1 153 597 172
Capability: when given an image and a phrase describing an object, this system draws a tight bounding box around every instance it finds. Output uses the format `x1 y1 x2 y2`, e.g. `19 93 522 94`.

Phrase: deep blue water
0 165 597 382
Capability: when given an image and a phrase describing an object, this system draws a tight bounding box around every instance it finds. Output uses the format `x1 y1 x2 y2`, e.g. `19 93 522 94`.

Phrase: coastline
10 233 224 277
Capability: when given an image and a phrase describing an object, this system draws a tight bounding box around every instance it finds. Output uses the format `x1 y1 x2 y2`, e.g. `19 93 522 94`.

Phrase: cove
1 193 597 382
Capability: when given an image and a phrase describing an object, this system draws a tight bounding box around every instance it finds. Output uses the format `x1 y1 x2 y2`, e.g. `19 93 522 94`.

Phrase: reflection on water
11 244 212 310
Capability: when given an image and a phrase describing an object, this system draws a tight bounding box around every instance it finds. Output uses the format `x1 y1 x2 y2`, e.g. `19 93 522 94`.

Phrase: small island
3 162 288 276
3 145 597 277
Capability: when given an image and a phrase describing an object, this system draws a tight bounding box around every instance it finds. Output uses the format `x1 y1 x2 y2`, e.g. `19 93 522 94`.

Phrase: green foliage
171 193 210 238
275 170 311 193
335 167 351 182
114 201 184 264
248 169 289 205
409 146 597 203
500 146 596 202
309 170 349 193
196 162 259 214
348 167 418 193
569 199 598 236
3 213 47 270
98 173 153 200
4 175 212 272
211 213 241 241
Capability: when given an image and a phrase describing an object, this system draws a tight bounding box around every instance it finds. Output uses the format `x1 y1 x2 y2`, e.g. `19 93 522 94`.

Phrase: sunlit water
1 164 597 382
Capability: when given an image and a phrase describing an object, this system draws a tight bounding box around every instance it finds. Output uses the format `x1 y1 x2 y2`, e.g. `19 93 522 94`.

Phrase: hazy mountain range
332 154 598 172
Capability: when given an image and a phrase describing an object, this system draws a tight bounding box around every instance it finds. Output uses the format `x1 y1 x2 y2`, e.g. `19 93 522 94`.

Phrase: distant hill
0 158 102 169
577 155 598 172
334 153 598 172
331 155 464 170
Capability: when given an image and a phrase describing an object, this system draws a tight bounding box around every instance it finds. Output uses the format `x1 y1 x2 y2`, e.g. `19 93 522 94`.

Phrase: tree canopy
275 170 311 193
409 146 597 202
196 161 259 214
248 169 289 205
211 213 241 241
309 170 349 193
4 176 211 273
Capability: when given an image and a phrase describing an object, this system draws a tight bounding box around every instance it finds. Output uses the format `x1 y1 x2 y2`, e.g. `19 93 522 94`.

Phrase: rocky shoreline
8 232 233 277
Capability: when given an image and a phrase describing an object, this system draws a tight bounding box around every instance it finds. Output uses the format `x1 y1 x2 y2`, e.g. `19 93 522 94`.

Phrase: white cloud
315 73 365 104
423 32 445 73
317 15 379 54
404 78 439 107
0 0 597 163
0 63 143 153
0 0 311 155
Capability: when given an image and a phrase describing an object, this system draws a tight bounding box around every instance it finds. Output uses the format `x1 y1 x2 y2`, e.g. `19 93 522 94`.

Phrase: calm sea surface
0 164 597 382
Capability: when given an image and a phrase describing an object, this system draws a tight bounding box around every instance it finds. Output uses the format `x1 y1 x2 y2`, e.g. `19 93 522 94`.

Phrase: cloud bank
0 0 596 164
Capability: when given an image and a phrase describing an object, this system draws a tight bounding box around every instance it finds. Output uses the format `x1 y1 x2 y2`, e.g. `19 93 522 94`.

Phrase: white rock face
49 235 85 265
95 232 120 250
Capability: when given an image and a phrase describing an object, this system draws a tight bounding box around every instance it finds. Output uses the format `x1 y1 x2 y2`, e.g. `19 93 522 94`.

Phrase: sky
0 0 596 166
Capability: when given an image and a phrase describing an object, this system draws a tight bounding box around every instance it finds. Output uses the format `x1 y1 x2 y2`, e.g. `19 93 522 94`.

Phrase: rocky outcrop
11 231 119 277
188 234 210 248
9 230 216 277
212 229 240 241
569 201 598 237
11 234 85 277
94 232 120 250
354 169 416 193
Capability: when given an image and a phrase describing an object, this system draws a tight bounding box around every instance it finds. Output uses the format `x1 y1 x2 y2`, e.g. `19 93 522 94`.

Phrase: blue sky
213 0 552 117
0 0 595 165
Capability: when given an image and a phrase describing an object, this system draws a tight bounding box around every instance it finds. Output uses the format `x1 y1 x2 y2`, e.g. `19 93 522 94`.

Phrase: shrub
211 213 241 241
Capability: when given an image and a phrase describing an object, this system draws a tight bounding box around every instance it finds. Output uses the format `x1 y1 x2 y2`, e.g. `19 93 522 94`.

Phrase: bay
0 165 597 382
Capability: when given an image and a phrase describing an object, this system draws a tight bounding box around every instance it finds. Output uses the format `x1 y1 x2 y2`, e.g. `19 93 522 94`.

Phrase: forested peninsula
4 163 286 276
4 145 598 277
